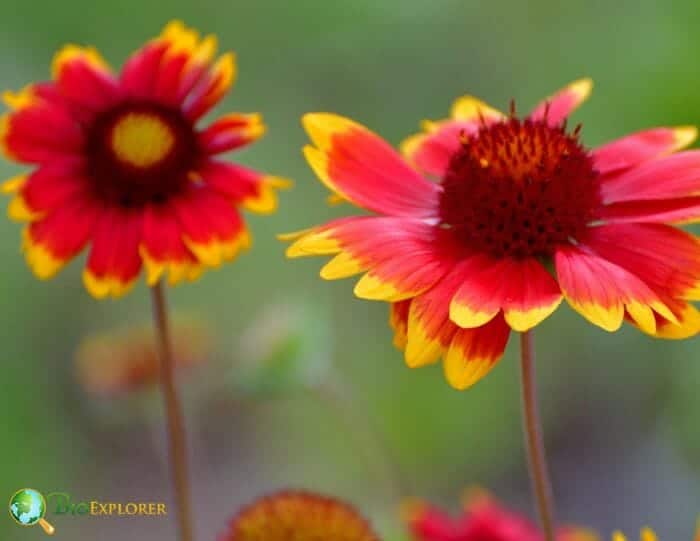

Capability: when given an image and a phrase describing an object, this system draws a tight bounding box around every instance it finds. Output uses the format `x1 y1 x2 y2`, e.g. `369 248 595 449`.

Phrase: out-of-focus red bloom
219 490 379 541
404 492 598 541
1 20 289 298
75 319 210 395
285 80 700 390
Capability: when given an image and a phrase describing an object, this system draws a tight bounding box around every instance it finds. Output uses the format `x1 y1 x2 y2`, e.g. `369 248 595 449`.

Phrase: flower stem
519 330 555 541
151 281 194 541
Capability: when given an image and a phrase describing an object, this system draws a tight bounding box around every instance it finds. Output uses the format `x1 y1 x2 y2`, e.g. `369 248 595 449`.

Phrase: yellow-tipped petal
450 95 505 121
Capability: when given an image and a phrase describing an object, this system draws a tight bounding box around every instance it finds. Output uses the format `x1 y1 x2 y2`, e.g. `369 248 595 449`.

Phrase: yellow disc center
110 113 175 168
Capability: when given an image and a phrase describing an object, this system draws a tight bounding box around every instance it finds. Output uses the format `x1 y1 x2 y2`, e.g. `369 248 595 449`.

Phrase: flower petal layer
52 44 121 111
443 315 510 390
198 113 265 155
173 186 250 268
23 194 100 279
401 96 504 177
404 264 467 367
600 197 700 224
449 256 562 331
593 126 697 174
555 244 675 333
183 52 236 121
1 87 83 164
121 20 219 104
84 207 143 298
285 217 457 301
140 202 202 286
200 160 291 214
582 224 700 302
302 113 440 218
529 78 593 126
389 300 410 349
7 160 86 221
601 150 700 204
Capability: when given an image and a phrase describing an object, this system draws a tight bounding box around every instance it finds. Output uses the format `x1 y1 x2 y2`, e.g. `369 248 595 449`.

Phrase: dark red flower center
86 101 198 206
439 115 601 258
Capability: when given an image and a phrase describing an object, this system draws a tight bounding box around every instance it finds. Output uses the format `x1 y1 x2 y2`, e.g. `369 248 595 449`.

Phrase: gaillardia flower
285 80 700 389
75 318 210 396
2 21 288 298
404 492 597 541
220 490 378 541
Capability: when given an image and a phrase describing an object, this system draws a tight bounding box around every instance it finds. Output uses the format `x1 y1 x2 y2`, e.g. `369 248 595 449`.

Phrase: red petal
401 120 482 177
172 185 249 267
1 88 83 164
121 21 219 104
183 53 236 121
198 113 265 155
600 197 700 224
404 266 466 367
600 150 700 204
443 314 510 390
199 160 289 214
449 256 561 331
529 78 593 126
286 216 459 301
52 45 121 112
23 193 100 279
593 126 697 174
141 202 201 286
583 223 700 301
20 160 88 215
555 243 675 333
302 113 440 218
500 258 562 332
84 206 143 298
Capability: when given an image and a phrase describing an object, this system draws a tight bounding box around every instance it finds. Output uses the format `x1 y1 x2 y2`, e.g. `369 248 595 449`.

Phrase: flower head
220 490 379 541
404 492 597 541
2 21 289 298
75 318 210 395
285 80 700 389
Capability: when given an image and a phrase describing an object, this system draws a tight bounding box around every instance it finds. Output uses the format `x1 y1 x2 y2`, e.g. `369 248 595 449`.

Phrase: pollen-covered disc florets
439 114 601 258
221 491 379 541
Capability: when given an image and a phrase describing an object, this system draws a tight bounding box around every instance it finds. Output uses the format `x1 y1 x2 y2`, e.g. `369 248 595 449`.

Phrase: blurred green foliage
0 1 699 539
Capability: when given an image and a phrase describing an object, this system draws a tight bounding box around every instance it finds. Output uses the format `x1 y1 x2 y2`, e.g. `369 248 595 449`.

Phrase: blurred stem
151 282 194 541
317 379 407 502
519 331 555 541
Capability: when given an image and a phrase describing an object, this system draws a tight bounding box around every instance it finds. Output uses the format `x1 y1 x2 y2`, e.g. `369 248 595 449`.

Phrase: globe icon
8 489 54 535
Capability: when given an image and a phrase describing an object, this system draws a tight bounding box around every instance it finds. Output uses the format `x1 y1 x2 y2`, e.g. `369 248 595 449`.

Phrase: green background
0 0 698 539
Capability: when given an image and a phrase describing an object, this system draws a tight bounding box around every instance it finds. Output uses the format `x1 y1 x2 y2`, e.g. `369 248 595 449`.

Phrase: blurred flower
220 490 379 541
612 528 658 541
234 301 332 396
1 20 289 299
75 318 210 395
403 490 598 541
284 80 700 390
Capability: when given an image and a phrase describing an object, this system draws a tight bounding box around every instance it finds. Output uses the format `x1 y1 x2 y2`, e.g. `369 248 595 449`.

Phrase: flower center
110 113 175 168
86 102 198 206
438 116 601 258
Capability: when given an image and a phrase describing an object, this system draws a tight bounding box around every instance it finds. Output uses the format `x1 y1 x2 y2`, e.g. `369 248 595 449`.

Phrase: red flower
75 317 211 396
220 490 379 541
284 80 700 389
2 21 289 298
404 493 598 541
